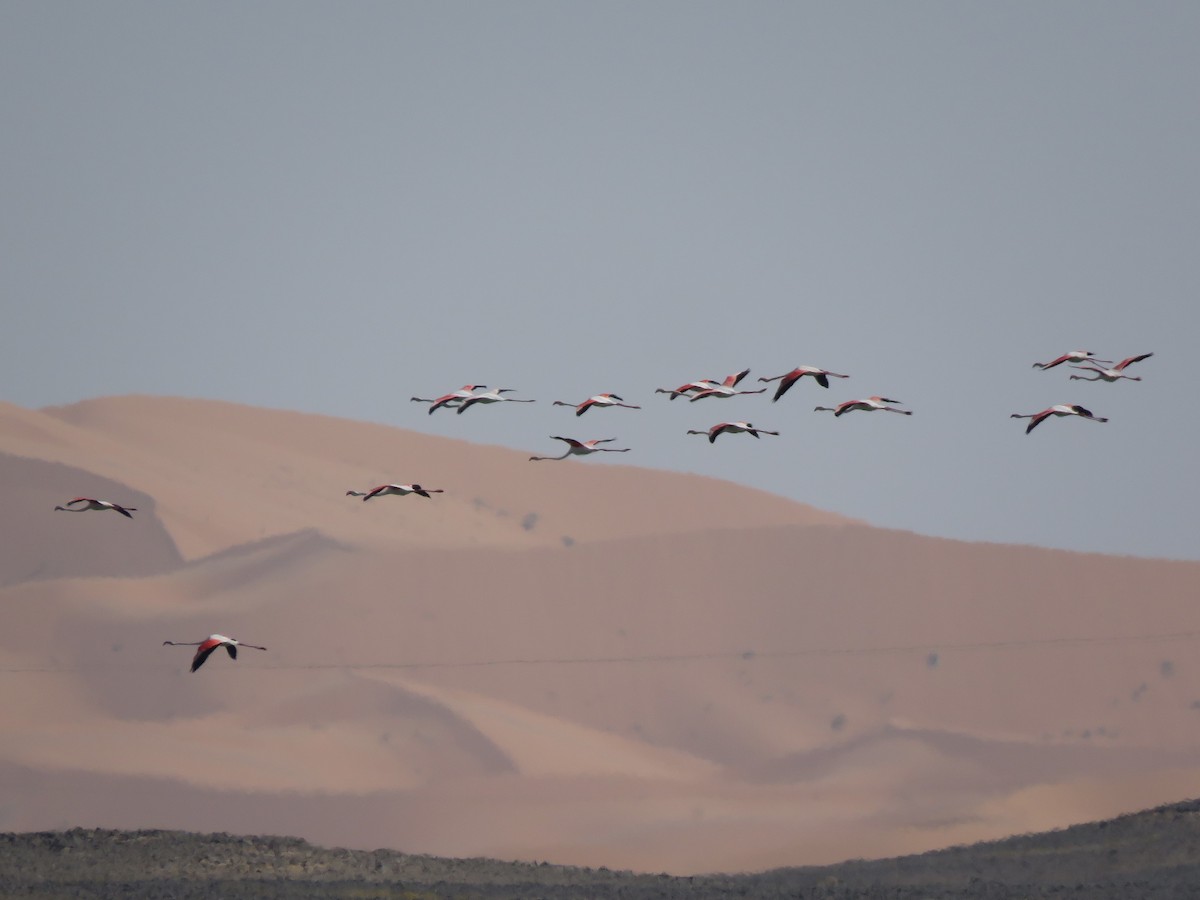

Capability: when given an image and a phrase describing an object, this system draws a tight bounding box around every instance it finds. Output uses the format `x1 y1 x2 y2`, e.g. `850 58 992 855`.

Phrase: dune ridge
4 395 854 560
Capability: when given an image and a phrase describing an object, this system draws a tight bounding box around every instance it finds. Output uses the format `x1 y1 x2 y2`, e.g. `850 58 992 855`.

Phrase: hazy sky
3 2 1198 560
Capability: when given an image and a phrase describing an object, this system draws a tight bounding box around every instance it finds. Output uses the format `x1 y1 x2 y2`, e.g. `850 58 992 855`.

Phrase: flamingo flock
1068 353 1154 383
1015 348 1151 434
53 347 1152 673
411 384 488 414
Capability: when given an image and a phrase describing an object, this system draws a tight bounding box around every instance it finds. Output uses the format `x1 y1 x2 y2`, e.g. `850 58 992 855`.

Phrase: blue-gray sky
3 2 1197 559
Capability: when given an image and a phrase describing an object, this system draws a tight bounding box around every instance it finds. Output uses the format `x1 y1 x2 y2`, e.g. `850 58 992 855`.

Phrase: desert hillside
4 799 1200 898
2 396 1199 874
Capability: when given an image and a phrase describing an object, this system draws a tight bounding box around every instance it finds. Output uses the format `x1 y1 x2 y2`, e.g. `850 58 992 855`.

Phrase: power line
3 628 1199 674
272 628 1200 670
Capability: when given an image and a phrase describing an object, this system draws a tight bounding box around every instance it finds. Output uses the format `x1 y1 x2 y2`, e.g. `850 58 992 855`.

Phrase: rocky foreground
3 799 1200 899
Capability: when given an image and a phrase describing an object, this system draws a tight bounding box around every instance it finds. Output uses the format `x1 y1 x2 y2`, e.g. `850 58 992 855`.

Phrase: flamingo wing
1025 410 1053 434
1035 354 1078 370
771 373 800 402
722 368 750 387
429 393 466 414
1115 352 1153 371
191 638 225 672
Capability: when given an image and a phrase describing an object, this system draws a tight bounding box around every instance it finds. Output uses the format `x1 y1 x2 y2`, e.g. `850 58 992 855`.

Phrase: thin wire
272 628 1200 670
4 628 1199 674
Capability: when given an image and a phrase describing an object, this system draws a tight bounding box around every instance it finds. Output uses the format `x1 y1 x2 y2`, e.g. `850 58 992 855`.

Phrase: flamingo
1010 404 1108 434
655 378 722 400
349 483 445 500
1032 351 1111 370
53 498 136 518
455 388 536 413
552 394 641 416
411 385 487 414
1069 352 1154 382
658 367 749 399
163 634 267 673
689 383 767 401
814 397 912 416
687 422 780 444
684 367 763 400
758 365 850 401
529 436 630 461
689 370 765 401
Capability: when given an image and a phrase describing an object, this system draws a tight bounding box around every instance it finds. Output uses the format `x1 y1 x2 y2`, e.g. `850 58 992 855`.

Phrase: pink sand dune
2 395 1199 874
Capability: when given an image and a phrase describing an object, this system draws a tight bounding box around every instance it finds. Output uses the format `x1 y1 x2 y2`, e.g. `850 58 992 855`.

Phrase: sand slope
2 395 1199 874
2 396 853 560
0 451 182 586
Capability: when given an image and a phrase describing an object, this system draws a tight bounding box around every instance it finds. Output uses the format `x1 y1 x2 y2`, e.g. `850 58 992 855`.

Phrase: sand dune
0 451 182 585
2 395 1199 874
3 396 853 560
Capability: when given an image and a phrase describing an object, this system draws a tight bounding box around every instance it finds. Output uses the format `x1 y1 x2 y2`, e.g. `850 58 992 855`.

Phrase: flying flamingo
658 367 748 398
348 483 445 500
1032 351 1111 370
687 422 780 444
655 378 722 400
455 388 536 413
163 634 267 673
552 394 641 416
411 385 487 414
529 436 630 461
689 383 767 401
814 397 912 417
1069 352 1154 382
758 365 850 400
1010 404 1108 434
688 370 765 401
53 498 136 518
